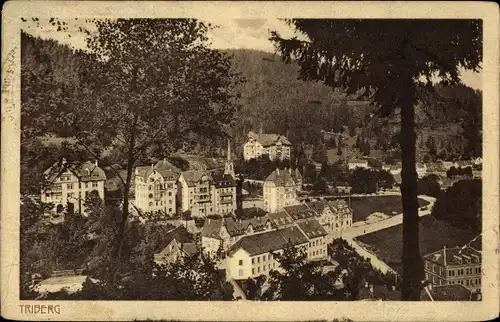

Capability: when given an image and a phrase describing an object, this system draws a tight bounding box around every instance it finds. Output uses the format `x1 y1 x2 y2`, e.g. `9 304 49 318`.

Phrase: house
201 215 273 256
416 162 427 178
423 244 482 291
348 159 369 170
283 203 316 222
441 161 458 169
226 226 309 280
153 226 196 265
243 131 292 161
358 283 401 301
324 199 353 234
297 219 328 260
41 158 106 214
133 159 179 215
456 160 473 169
389 162 402 175
263 168 302 213
421 283 479 301
177 140 237 217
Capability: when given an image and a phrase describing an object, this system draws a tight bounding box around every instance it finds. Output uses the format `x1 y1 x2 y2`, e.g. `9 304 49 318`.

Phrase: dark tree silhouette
270 19 482 300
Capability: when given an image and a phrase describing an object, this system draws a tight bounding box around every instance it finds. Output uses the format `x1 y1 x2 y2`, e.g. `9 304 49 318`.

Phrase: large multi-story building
243 131 292 161
225 222 328 280
423 244 482 291
177 140 237 217
133 159 179 215
263 168 302 213
41 159 106 214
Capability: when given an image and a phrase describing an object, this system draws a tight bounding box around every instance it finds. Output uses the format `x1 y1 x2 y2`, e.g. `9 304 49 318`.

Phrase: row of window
251 253 273 264
252 262 277 275
309 239 325 247
309 248 326 257
449 267 481 276
449 278 481 286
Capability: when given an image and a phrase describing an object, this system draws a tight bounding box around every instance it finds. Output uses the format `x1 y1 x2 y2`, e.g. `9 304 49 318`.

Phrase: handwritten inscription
2 46 17 123
20 304 61 314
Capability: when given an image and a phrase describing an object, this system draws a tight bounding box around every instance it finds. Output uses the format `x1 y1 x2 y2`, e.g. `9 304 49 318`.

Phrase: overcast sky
23 18 481 90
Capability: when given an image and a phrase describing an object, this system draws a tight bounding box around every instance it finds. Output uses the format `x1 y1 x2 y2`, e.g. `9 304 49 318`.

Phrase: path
331 195 436 273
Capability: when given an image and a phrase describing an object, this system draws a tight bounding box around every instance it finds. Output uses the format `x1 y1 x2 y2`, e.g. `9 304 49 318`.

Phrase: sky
22 18 482 90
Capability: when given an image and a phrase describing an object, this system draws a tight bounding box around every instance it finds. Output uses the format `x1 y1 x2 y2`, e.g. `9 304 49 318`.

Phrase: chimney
95 160 98 167
276 167 280 175
259 124 263 134
208 218 211 224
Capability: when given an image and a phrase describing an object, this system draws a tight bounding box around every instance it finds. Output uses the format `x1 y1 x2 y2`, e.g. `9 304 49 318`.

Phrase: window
169 192 172 196
252 258 255 264
92 182 98 188
257 267 260 273
257 257 260 263
85 182 89 188
268 254 271 261
239 260 243 266
169 208 172 213
238 269 243 277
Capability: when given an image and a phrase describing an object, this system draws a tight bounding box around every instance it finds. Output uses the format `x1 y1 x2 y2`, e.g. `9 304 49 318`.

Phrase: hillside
21 33 480 166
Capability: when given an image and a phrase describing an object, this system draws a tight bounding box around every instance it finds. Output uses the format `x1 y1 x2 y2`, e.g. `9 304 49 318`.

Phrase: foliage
236 154 291 180
431 179 481 232
418 176 442 198
328 239 399 300
270 18 482 300
447 166 472 178
261 241 344 300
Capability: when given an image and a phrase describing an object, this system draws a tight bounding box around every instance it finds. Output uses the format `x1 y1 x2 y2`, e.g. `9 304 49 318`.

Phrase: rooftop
297 219 328 239
247 132 292 147
423 246 481 266
283 204 316 221
421 284 473 301
265 168 299 187
228 226 309 256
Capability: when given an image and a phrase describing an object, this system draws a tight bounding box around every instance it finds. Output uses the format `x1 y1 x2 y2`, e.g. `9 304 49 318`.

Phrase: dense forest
21 32 482 166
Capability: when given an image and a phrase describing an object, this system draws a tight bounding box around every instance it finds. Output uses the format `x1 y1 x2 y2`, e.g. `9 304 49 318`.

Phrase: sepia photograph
2 1 499 321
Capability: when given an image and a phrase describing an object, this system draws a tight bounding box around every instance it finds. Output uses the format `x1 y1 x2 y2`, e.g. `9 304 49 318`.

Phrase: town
18 17 483 303
30 131 482 301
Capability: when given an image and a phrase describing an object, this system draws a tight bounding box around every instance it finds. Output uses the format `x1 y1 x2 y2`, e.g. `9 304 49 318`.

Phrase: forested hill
226 49 371 148
21 32 481 162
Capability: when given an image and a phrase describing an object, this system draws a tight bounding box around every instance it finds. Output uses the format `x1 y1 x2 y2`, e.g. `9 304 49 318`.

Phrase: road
329 194 436 274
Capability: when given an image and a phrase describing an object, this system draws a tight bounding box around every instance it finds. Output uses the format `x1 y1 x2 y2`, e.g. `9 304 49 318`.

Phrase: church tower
224 139 235 178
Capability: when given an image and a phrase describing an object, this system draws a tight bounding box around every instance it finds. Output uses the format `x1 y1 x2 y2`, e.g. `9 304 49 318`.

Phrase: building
243 131 292 161
226 226 309 280
421 284 480 301
177 140 237 217
153 226 197 265
133 160 179 215
296 219 328 260
263 168 302 213
348 159 369 171
201 215 273 256
416 162 427 178
389 163 402 175
423 245 481 291
41 159 106 214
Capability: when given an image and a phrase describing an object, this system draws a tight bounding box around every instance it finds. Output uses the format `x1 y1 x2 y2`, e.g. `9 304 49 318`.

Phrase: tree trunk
112 113 139 284
399 88 423 300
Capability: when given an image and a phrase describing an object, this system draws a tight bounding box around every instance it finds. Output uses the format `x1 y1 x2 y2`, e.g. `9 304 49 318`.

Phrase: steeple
224 139 235 178
227 138 232 162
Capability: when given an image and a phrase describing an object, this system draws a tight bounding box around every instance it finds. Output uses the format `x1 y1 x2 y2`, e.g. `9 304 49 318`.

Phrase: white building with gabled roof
243 131 292 161
41 158 106 215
